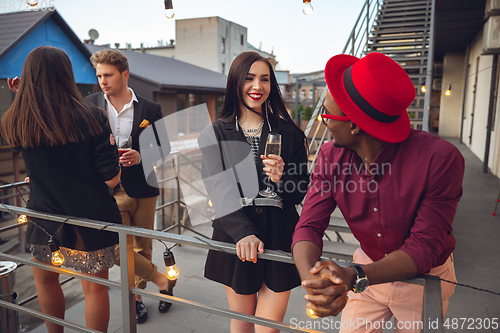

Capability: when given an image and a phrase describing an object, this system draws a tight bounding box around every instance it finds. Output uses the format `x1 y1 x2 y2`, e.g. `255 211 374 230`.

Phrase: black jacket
199 117 309 243
85 92 170 198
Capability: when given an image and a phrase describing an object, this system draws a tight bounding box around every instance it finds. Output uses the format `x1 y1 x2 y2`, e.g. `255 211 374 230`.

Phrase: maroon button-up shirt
292 130 464 274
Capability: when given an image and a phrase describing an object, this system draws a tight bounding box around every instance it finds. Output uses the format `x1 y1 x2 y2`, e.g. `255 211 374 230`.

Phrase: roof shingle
85 45 227 92
0 10 51 58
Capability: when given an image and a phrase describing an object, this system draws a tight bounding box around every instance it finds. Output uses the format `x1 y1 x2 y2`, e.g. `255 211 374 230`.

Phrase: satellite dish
88 29 99 41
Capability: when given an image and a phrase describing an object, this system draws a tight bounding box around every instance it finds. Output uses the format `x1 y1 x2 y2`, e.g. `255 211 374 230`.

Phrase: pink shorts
339 248 456 333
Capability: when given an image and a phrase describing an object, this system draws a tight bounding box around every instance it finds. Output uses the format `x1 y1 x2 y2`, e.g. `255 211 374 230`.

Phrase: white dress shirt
104 87 138 147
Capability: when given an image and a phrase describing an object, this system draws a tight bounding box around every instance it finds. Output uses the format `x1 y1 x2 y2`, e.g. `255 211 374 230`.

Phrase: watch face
354 277 369 293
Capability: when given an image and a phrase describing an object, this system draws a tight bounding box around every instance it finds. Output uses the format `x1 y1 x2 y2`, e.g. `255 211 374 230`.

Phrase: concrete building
133 16 276 75
282 71 325 126
175 16 247 75
434 0 500 177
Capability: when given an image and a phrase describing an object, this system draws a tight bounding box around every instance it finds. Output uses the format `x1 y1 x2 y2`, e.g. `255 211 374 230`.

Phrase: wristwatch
352 265 369 293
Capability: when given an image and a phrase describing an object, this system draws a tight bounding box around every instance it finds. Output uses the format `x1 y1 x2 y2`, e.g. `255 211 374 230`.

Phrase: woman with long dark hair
2 46 122 333
199 51 309 332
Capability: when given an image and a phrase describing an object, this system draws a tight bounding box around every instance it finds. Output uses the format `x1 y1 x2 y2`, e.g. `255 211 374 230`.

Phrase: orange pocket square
139 119 150 128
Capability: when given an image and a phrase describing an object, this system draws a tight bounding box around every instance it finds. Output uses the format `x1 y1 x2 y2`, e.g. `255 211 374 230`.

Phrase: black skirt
204 210 301 295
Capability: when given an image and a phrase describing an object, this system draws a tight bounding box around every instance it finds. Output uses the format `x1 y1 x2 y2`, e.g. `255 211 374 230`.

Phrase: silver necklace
238 120 264 144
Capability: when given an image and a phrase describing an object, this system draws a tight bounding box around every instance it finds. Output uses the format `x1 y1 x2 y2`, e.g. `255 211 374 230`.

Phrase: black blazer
86 92 170 198
199 117 309 244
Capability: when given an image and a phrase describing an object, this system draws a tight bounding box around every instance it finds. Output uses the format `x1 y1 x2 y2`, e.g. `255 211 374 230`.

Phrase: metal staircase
303 0 433 261
305 0 383 171
368 0 432 130
305 0 432 169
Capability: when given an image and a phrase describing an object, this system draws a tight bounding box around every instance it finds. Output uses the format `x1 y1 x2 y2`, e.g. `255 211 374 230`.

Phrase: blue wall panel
0 17 96 84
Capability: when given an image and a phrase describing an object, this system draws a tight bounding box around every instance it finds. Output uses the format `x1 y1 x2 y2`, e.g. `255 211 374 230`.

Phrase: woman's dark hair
219 51 303 134
1 46 102 148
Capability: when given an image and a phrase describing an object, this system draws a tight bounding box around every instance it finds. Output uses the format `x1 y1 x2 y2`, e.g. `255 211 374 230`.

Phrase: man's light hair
90 49 129 73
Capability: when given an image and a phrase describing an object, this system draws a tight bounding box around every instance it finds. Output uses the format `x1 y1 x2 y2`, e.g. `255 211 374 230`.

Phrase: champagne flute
259 133 282 198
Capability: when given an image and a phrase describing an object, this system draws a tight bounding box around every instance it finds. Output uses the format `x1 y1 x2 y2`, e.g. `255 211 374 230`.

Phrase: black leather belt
239 197 283 209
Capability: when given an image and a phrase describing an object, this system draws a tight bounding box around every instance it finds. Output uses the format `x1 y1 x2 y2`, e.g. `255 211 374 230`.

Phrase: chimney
170 39 174 45
115 43 120 49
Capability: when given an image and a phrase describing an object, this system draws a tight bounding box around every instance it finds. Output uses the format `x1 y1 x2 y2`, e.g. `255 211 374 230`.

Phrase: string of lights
14 188 67 266
421 63 498 97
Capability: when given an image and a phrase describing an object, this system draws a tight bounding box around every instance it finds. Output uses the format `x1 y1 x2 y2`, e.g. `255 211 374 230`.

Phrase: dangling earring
265 100 272 131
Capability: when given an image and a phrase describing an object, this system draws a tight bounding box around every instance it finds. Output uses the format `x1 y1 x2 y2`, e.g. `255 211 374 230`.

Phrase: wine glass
259 133 282 198
117 136 132 157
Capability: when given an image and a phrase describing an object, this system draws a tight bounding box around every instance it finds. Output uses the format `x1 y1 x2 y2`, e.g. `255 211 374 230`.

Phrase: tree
303 106 313 121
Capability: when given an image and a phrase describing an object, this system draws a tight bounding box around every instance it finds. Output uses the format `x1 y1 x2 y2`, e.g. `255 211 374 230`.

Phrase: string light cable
422 63 499 93
423 275 500 296
193 235 228 254
0 188 69 266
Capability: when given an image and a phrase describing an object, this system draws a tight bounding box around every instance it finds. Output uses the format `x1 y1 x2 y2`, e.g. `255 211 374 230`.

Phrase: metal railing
0 178 444 333
159 151 211 238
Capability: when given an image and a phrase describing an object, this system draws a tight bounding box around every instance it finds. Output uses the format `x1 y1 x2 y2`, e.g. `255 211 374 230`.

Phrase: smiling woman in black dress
1 46 121 333
199 52 309 333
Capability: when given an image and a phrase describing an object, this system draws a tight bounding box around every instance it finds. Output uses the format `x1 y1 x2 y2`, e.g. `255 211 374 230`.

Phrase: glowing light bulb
208 199 213 207
420 85 427 93
18 215 28 223
445 84 451 96
165 9 175 19
51 250 65 266
166 265 180 280
164 0 174 19
303 1 313 15
48 238 65 266
163 249 179 281
26 0 37 7
307 307 319 319
316 114 323 122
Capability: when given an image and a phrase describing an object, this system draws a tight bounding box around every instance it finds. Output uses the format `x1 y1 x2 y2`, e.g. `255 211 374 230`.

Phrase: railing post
12 152 25 253
422 0 436 132
161 159 165 230
294 80 300 127
174 154 182 235
366 0 370 55
422 277 444 333
119 231 137 333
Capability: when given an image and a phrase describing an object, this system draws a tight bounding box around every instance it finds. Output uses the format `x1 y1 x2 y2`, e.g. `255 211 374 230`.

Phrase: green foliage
302 106 313 121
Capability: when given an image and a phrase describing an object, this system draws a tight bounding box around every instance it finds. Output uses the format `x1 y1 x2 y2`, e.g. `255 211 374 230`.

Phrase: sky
51 0 366 74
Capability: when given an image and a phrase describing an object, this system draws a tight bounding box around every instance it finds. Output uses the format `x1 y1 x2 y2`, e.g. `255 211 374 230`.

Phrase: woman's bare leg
81 269 110 332
32 259 65 333
225 285 257 333
254 283 291 333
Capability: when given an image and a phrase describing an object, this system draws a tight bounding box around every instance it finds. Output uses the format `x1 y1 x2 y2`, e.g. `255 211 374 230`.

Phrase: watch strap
352 265 366 279
352 265 367 292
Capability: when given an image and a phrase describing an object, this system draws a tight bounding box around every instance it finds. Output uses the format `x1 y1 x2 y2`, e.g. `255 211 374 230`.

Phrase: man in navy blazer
86 49 172 323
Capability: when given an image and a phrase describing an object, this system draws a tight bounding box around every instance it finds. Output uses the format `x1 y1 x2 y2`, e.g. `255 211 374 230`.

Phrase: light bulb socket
164 0 173 10
446 84 451 91
163 249 176 267
48 238 59 252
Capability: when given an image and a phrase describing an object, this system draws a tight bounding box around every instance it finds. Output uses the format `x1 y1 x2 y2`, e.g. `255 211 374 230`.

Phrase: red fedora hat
324 52 415 143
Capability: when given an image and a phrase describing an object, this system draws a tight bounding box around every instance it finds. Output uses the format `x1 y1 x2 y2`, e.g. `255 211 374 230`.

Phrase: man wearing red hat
292 52 464 332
